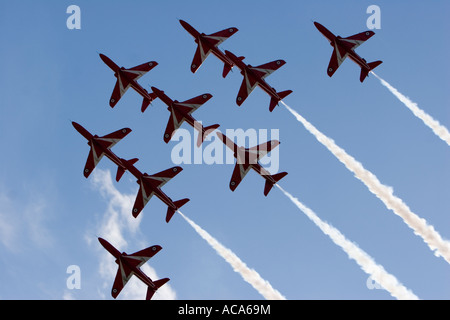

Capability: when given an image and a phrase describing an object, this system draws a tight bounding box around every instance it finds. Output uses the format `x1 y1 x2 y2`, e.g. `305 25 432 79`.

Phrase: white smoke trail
372 72 450 147
277 185 419 300
281 101 450 264
276 184 418 300
179 211 286 300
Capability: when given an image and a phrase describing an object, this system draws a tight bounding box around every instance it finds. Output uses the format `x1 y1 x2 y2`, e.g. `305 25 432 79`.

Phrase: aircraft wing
163 110 186 143
147 166 183 189
174 93 213 115
229 162 252 191
205 27 238 47
236 71 259 106
110 75 132 108
327 45 349 77
83 148 104 178
111 261 134 299
99 128 132 149
248 140 280 162
128 245 162 267
341 31 375 50
191 42 213 74
123 61 158 81
132 179 155 218
248 60 286 80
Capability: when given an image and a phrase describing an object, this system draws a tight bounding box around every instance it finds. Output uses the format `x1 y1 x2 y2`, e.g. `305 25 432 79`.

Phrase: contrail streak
276 184 419 300
372 72 450 147
281 101 450 264
179 211 286 300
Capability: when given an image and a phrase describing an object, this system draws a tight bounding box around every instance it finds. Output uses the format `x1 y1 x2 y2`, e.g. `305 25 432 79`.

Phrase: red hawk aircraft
72 121 132 180
98 237 170 300
224 50 292 112
151 86 220 147
99 53 158 112
216 132 288 196
119 158 189 222
314 21 382 82
179 19 238 78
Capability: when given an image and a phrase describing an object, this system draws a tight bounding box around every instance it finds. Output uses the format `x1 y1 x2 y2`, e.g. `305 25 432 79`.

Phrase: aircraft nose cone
313 21 323 30
71 121 83 132
99 53 111 65
98 237 107 247
179 19 190 30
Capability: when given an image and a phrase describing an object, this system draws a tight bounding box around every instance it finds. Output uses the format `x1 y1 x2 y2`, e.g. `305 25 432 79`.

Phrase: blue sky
0 1 449 300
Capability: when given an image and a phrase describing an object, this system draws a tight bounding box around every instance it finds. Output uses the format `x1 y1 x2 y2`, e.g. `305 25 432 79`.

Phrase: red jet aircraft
216 132 288 196
224 50 292 112
118 158 189 222
314 21 382 82
151 86 220 147
99 53 158 112
179 19 238 78
72 121 133 181
98 237 170 300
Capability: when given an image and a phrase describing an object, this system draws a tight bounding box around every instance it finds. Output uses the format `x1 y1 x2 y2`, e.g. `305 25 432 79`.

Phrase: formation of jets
73 19 381 300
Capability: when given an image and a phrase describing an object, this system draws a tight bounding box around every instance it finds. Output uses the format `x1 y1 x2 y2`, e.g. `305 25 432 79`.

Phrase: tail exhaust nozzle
116 158 139 182
264 172 288 196
360 60 383 82
166 198 190 223
197 124 220 147
269 90 293 112
146 278 170 300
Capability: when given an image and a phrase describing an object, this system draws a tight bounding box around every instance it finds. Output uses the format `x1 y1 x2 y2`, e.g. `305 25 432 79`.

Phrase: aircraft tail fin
264 172 288 196
141 92 157 113
197 124 220 147
116 158 139 182
166 198 190 223
146 278 170 300
269 90 293 112
360 61 382 82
